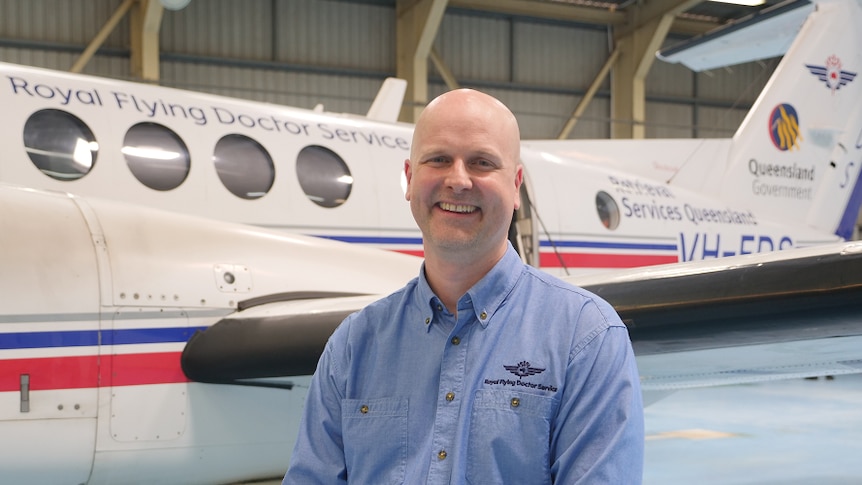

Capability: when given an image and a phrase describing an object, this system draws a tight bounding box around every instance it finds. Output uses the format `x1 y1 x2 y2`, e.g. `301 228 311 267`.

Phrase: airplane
2 0 862 483
1 2 860 278
3 182 861 485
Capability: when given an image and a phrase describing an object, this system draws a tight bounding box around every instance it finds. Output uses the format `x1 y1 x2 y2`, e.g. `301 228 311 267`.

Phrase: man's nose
445 159 472 191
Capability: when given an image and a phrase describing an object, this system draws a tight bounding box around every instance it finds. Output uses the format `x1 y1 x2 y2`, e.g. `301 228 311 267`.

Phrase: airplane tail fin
719 0 862 239
663 0 862 240
366 77 407 123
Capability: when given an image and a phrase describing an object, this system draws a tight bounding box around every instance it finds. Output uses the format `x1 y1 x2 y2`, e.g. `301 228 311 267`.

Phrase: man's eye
429 156 447 164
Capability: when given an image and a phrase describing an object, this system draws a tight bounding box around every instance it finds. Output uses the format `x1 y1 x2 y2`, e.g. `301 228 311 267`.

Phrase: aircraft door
510 168 540 267
104 308 190 444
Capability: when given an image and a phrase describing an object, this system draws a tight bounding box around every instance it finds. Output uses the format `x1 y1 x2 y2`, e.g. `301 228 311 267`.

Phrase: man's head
404 89 523 266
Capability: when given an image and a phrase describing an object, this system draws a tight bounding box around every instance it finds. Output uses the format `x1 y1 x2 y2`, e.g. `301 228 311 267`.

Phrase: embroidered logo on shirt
484 361 557 393
504 361 545 377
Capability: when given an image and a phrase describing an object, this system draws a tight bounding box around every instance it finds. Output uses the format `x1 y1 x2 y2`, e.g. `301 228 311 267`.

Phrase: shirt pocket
466 390 556 485
342 397 408 485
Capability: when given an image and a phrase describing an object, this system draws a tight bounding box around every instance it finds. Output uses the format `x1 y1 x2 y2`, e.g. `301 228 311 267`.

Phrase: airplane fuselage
0 62 840 277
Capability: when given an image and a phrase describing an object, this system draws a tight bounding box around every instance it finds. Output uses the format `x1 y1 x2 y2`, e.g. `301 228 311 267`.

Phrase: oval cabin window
122 122 191 191
595 191 620 230
23 109 99 181
296 145 353 208
213 134 275 199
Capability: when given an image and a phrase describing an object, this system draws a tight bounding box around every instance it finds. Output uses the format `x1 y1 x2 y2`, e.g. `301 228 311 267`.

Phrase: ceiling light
160 0 191 11
709 0 766 6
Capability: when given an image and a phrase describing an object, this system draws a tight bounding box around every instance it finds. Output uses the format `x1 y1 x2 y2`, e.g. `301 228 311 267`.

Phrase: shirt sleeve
282 337 349 485
550 300 645 484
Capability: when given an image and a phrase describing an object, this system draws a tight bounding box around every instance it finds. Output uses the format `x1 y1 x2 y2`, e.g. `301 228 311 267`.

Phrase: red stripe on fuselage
0 352 188 392
393 249 425 257
105 352 189 387
540 252 678 268
394 249 678 269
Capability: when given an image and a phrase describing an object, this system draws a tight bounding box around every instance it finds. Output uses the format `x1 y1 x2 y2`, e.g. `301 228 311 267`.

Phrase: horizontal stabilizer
658 0 813 71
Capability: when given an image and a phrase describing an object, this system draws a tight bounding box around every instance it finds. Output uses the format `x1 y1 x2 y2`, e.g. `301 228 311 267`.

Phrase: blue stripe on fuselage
0 327 208 350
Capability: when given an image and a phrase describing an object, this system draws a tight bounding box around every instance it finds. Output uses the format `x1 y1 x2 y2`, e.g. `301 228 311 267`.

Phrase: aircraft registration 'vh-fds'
2 0 862 483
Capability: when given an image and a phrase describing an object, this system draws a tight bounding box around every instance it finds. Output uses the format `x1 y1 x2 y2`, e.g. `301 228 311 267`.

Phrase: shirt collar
414 244 524 330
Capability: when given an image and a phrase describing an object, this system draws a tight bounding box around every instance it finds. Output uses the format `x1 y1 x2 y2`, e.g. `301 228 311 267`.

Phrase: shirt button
445 392 455 402
480 311 488 320
451 336 460 345
437 304 443 311
510 397 520 408
425 317 431 325
438 450 447 460
360 404 369 414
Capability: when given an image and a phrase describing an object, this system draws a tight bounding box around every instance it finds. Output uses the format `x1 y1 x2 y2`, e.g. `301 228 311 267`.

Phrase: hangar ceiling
74 0 794 138
479 0 789 29
392 0 792 136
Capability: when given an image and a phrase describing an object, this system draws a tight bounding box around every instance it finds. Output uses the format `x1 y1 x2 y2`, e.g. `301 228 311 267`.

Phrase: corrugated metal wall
164 0 274 59
0 0 128 47
435 13 512 83
0 0 776 140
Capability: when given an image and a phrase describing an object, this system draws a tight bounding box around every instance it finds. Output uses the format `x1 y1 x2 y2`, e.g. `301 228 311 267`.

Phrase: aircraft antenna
532 203 570 276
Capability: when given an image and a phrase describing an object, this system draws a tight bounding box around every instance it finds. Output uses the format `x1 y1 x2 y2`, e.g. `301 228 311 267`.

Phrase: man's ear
404 159 412 201
513 164 524 210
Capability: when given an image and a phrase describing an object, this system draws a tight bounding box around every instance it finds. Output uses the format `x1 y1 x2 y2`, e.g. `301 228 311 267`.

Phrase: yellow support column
130 0 164 82
611 0 702 138
396 0 449 122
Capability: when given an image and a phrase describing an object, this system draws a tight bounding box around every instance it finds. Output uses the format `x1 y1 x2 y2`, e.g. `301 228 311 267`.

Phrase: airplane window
213 134 275 199
296 145 353 208
596 191 620 230
122 122 190 191
23 109 98 180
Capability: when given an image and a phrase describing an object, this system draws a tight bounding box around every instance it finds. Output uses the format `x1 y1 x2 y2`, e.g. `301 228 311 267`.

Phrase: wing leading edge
181 293 381 387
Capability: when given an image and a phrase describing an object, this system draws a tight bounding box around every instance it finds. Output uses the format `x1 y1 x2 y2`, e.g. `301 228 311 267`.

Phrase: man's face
405 92 523 261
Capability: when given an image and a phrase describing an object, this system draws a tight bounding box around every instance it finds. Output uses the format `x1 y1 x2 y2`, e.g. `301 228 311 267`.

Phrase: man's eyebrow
417 151 448 161
468 150 505 163
416 145 504 161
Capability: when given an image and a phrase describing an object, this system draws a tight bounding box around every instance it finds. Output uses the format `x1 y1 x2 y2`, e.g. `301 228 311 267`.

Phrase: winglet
366 77 407 122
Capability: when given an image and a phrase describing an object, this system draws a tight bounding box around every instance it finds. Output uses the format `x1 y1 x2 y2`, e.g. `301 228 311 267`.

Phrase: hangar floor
644 373 862 484
250 374 862 484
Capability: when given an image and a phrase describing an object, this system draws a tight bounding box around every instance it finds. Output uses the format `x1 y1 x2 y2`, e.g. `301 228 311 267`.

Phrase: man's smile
438 202 478 214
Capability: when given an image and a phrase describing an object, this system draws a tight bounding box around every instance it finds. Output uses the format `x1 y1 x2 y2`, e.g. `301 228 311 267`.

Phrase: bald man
284 89 643 484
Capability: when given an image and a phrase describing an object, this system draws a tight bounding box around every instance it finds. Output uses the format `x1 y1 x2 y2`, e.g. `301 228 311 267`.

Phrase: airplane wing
182 240 862 404
573 241 862 399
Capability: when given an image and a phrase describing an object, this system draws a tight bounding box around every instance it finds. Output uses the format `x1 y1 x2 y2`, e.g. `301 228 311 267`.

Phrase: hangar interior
1 0 858 233
2 2 862 484
1 0 785 138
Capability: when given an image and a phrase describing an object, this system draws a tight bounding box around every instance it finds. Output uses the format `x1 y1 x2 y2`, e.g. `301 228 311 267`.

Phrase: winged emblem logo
805 55 857 93
504 360 545 378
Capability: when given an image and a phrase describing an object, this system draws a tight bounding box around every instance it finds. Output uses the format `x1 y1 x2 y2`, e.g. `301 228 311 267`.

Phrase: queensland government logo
805 55 857 93
769 103 802 151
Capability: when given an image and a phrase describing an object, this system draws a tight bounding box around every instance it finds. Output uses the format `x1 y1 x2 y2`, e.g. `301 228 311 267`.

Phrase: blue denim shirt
284 245 643 484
